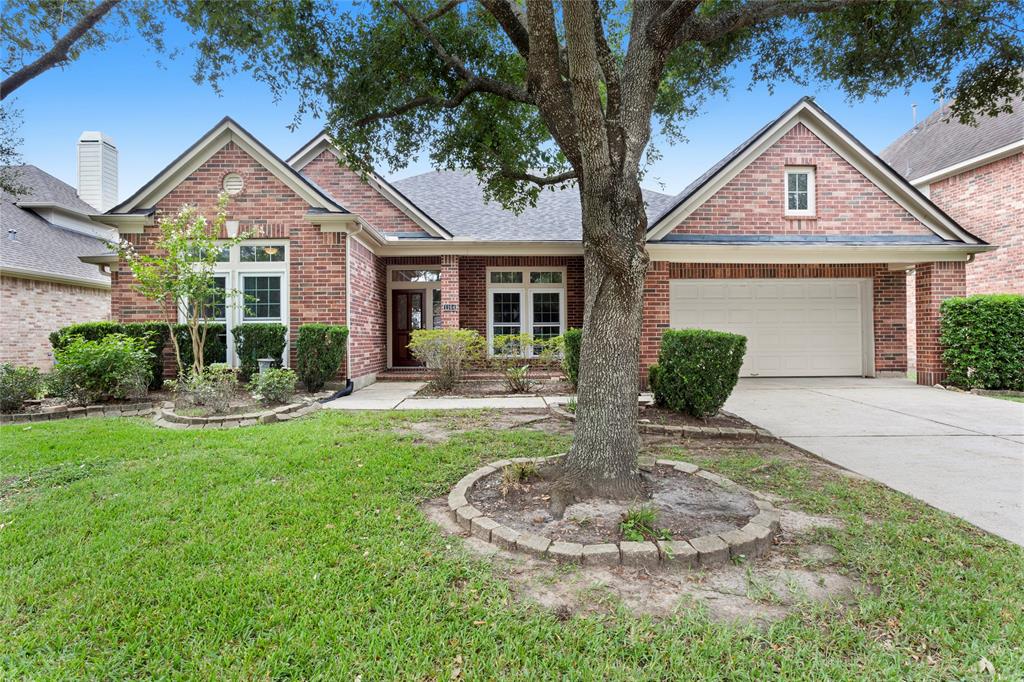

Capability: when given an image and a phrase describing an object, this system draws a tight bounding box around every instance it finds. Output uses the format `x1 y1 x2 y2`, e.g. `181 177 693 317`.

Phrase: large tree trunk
557 174 649 502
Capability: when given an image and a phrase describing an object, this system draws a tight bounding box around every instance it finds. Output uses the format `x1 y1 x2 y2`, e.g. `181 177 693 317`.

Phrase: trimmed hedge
173 323 228 372
562 328 582 390
233 323 288 381
295 324 349 392
51 321 169 389
649 328 747 418
940 294 1024 390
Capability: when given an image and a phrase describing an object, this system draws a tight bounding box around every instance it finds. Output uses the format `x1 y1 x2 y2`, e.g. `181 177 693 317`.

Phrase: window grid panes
787 172 809 211
530 271 562 284
490 271 523 284
202 276 227 321
491 292 521 343
531 292 562 341
432 289 442 328
243 276 282 320
240 245 286 262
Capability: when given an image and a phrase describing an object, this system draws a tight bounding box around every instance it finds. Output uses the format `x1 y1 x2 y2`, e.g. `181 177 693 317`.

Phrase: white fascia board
645 242 994 265
89 213 153 233
909 139 1024 187
307 212 389 247
111 121 340 215
378 240 584 257
646 101 978 245
0 265 111 290
289 134 452 240
16 203 116 240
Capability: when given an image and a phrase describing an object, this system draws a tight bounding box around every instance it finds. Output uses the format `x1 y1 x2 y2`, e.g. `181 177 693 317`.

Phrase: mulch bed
416 378 575 398
466 464 758 545
637 404 754 430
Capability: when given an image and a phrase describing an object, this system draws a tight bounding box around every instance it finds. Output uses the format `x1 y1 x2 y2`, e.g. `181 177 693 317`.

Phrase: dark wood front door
392 289 425 366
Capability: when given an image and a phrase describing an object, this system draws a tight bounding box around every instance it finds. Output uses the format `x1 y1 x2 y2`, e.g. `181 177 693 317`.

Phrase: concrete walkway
725 377 1024 545
322 381 574 411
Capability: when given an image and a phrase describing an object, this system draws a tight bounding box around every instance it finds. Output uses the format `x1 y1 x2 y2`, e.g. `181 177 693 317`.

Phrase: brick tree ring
447 455 782 569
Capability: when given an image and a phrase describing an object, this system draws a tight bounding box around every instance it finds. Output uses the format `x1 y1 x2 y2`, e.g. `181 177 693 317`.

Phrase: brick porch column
640 260 670 387
915 261 966 386
440 254 460 328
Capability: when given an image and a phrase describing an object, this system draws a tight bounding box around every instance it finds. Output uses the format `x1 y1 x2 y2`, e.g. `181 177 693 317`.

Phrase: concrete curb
548 404 775 442
447 455 779 570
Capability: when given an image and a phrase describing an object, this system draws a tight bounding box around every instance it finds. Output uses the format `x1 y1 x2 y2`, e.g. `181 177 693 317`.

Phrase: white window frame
784 166 815 216
179 239 290 368
486 266 566 357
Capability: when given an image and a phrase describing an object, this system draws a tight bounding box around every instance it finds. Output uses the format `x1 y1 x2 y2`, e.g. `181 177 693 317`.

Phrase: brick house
881 94 1022 369
94 98 990 389
0 163 114 369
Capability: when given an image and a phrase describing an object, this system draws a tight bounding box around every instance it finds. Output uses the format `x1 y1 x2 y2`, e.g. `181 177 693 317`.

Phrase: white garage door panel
669 278 870 377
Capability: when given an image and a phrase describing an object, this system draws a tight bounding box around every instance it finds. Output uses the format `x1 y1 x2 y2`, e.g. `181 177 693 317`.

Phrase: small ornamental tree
117 193 249 377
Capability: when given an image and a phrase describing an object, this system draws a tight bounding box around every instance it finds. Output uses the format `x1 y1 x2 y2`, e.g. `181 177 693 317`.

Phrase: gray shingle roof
1 165 113 286
880 94 1024 181
390 169 675 241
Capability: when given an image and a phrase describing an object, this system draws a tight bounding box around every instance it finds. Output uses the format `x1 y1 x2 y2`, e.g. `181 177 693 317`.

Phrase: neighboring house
94 98 990 389
881 95 1022 370
0 159 115 369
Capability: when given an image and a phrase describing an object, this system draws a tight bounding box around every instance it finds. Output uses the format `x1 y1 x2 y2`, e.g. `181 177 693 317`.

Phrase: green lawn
993 394 1024 403
2 412 1022 680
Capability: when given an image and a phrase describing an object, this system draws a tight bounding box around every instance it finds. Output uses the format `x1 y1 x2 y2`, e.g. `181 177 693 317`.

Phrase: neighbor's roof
880 94 1024 182
390 169 675 241
0 165 112 287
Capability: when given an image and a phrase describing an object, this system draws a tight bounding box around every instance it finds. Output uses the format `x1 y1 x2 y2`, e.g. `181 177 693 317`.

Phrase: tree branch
393 0 533 104
678 0 877 47
423 0 464 23
478 0 531 57
1 0 122 99
496 168 577 187
353 85 476 126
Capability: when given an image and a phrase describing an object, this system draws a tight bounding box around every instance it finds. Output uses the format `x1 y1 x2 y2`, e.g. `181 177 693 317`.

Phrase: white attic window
785 166 815 216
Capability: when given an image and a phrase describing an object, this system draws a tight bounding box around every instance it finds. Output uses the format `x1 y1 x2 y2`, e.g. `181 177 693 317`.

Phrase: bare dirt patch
467 464 757 544
397 410 554 444
422 498 867 625
636 404 755 430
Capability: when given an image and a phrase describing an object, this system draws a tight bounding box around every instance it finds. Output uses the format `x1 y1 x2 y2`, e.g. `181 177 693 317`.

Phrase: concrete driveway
724 377 1024 546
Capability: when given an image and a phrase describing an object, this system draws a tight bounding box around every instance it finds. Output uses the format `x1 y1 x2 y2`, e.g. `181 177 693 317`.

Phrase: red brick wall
456 256 585 335
639 262 908 383
440 255 460 328
1 275 110 370
112 141 345 372
301 151 430 236
348 236 387 379
927 153 1023 295
915 261 966 386
670 123 930 236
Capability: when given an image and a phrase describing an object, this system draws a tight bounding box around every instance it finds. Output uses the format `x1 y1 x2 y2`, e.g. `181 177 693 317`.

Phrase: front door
392 289 425 366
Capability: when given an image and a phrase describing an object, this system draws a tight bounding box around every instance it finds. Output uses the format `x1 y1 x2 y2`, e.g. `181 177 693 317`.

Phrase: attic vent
223 173 244 195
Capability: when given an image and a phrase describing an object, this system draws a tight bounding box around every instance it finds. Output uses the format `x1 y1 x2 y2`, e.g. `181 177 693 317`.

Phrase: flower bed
153 390 333 429
0 401 159 425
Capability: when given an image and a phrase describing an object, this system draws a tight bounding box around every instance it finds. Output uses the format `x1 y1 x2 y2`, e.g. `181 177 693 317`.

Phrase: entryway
391 289 425 367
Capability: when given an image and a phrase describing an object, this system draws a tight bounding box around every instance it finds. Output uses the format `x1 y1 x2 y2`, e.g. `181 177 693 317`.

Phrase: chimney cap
78 131 116 146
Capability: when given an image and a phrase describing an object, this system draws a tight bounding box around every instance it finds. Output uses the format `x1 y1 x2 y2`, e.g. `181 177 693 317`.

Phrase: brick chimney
77 131 117 212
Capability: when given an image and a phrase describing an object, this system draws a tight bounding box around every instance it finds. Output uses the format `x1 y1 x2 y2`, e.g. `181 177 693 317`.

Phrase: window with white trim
785 167 815 216
179 240 289 367
487 268 565 356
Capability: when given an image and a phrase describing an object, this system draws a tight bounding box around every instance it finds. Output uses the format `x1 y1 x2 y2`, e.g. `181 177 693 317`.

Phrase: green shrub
408 329 485 392
173 323 228 373
50 321 169 389
649 328 747 418
0 364 44 412
170 364 237 414
49 334 153 405
250 367 297 405
295 324 349 392
940 294 1024 390
233 323 288 381
562 328 582 389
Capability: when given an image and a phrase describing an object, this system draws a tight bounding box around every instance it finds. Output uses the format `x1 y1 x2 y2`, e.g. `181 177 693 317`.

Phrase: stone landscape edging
0 401 159 425
448 455 781 569
153 393 331 430
548 403 775 442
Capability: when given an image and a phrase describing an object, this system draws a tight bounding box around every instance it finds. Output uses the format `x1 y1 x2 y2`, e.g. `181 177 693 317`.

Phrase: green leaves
940 294 1024 390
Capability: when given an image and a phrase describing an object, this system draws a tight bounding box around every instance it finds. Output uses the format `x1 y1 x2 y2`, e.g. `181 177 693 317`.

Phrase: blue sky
11 16 945 203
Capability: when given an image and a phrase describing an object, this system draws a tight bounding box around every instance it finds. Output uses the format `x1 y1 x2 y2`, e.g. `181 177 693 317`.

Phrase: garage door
668 278 870 377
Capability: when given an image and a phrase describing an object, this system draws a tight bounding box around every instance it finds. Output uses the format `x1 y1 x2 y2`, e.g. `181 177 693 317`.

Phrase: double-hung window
487 268 565 356
785 166 815 216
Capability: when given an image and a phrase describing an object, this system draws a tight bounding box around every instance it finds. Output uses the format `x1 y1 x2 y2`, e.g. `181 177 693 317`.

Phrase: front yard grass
2 412 1022 679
